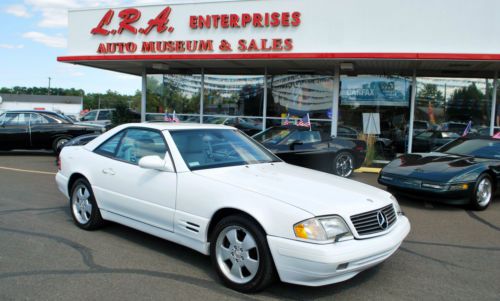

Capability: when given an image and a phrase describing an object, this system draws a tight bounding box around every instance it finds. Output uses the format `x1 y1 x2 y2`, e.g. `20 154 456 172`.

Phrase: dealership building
58 0 500 158
0 94 83 116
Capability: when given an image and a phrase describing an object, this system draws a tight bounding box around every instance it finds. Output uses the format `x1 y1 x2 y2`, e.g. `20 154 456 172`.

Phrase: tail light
57 157 61 170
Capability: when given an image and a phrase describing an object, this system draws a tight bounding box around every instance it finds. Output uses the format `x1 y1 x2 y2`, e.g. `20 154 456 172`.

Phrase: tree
417 84 444 105
447 83 487 124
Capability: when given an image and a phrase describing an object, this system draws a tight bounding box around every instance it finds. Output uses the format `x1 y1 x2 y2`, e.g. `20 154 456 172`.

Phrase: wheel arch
67 172 89 197
206 208 267 242
483 169 497 192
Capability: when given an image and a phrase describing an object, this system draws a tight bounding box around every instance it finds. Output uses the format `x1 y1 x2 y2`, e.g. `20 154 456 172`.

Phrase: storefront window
199 75 264 136
146 74 202 122
203 75 264 117
486 80 499 136
266 74 334 128
496 84 500 128
338 74 411 160
415 77 492 135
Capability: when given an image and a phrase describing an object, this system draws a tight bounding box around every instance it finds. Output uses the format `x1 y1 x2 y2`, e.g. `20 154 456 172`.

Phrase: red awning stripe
57 52 500 62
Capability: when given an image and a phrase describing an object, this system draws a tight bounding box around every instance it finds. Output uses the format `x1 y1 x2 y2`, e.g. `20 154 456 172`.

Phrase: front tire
210 215 275 293
53 136 71 153
333 151 355 177
70 178 104 230
470 174 494 211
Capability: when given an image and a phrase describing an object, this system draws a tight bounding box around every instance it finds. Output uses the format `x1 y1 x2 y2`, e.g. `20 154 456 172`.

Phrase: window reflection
146 74 202 117
203 75 264 117
339 75 411 160
416 77 492 134
267 75 334 120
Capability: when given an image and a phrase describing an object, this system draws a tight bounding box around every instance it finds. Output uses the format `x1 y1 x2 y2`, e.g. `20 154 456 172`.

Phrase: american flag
164 111 180 123
297 113 311 129
164 112 172 122
283 114 291 126
172 111 180 123
462 120 472 136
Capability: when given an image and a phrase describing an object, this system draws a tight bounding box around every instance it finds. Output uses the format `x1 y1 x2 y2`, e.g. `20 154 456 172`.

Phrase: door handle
102 168 115 175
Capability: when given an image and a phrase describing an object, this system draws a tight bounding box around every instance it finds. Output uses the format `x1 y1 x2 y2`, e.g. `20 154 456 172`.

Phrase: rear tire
470 174 494 211
210 215 275 293
70 178 104 230
333 151 355 177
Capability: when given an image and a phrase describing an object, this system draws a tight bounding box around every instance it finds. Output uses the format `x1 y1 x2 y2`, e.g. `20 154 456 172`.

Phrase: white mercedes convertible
56 123 410 292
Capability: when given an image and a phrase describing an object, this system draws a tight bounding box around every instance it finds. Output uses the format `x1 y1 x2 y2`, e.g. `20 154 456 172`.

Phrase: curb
354 167 382 174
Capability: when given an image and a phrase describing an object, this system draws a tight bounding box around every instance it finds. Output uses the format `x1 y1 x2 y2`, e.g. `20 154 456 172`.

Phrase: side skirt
100 209 210 255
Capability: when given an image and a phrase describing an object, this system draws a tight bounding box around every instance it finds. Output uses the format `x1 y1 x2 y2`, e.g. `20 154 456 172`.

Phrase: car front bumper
378 175 474 205
267 216 410 286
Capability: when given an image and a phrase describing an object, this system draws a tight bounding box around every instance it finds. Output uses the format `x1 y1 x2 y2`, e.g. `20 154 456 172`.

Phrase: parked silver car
80 109 114 126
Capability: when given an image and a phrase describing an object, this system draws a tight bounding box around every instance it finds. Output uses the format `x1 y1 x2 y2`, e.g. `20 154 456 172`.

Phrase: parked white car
55 123 410 292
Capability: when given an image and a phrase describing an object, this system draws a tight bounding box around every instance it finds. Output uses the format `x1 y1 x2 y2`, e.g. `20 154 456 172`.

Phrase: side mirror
138 153 175 172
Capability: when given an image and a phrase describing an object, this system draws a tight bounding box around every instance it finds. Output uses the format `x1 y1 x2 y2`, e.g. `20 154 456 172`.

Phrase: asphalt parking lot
0 152 499 301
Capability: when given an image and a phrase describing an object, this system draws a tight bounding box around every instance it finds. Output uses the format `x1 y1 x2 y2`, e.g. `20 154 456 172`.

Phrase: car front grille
350 204 397 236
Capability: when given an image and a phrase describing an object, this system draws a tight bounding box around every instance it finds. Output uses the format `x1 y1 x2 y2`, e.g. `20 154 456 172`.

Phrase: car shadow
395 195 464 211
263 265 381 299
96 220 382 298
99 222 216 278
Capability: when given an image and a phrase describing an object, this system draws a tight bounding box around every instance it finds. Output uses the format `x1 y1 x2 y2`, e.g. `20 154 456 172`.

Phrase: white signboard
62 0 500 60
363 113 381 135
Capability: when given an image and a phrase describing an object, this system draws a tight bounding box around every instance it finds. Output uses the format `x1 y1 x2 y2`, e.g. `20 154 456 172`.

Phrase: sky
0 0 174 95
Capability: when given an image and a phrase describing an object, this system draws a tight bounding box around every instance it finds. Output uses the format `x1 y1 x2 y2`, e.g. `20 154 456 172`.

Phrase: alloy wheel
335 153 354 177
476 177 492 206
72 184 93 224
215 226 260 284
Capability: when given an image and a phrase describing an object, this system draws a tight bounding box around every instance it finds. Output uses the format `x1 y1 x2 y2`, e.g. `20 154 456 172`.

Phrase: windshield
438 138 500 159
170 129 280 170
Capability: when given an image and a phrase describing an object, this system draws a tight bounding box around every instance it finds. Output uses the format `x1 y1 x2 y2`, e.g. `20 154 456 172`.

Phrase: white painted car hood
194 162 393 217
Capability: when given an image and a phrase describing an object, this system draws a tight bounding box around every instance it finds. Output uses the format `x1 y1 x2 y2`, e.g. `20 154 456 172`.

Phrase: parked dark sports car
0 110 104 153
253 125 367 177
394 130 460 153
378 137 500 210
208 116 262 136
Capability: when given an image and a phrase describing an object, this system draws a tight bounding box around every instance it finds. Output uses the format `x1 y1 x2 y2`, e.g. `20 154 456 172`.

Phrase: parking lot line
0 166 56 175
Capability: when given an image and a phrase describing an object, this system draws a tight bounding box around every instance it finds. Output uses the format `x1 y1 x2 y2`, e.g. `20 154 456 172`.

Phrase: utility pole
48 77 51 95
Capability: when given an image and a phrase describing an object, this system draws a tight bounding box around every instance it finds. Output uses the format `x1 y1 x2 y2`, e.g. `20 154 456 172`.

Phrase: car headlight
421 182 446 190
293 216 353 243
390 194 404 216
